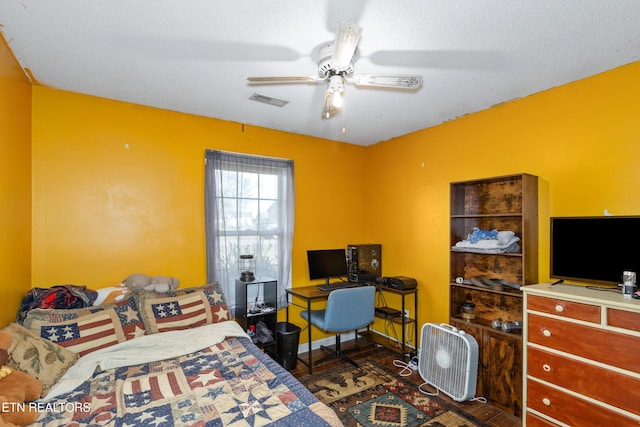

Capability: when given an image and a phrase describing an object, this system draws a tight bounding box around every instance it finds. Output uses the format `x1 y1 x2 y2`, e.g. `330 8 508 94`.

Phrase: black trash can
276 322 301 370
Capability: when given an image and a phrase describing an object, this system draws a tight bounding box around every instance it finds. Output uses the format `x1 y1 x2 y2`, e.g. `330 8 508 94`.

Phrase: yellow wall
30 87 368 341
0 36 32 325
367 61 640 326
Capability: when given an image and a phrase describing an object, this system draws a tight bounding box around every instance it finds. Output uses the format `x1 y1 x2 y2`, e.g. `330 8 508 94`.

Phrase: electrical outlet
404 309 410 318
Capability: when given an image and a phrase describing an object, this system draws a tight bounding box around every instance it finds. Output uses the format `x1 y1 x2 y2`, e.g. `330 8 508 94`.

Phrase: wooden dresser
523 283 640 426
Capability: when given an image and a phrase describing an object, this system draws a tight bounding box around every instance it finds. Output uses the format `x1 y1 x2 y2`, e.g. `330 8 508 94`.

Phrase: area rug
301 360 489 427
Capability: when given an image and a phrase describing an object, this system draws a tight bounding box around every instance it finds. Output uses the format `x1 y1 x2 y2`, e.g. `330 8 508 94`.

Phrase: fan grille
418 323 479 401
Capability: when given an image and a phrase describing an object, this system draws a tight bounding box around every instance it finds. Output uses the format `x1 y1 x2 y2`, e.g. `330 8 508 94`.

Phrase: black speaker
347 244 382 283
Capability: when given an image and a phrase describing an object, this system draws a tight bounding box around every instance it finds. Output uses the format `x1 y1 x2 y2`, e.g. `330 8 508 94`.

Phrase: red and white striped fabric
122 371 185 407
116 369 191 416
30 308 126 356
140 291 212 334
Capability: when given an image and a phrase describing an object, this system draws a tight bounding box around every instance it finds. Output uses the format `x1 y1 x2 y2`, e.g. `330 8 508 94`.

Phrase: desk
286 283 418 373
285 285 339 373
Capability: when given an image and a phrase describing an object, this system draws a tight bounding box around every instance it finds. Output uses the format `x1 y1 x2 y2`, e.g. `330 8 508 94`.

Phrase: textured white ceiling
1 0 639 146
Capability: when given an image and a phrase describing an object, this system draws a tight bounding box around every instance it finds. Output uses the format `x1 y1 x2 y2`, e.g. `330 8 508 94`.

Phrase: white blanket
41 320 250 401
451 232 520 254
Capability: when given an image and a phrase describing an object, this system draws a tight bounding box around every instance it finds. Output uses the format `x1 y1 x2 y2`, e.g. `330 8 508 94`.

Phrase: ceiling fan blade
247 76 324 84
350 74 423 89
331 22 362 71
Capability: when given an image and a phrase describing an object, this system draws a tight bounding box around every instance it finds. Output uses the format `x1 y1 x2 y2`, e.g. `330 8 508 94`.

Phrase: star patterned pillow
135 282 230 334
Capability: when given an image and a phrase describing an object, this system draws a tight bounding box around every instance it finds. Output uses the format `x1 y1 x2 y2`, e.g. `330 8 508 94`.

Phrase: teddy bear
122 273 180 293
0 332 43 426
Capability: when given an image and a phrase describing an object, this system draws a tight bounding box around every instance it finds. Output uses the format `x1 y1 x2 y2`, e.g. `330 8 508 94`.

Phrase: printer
381 276 417 290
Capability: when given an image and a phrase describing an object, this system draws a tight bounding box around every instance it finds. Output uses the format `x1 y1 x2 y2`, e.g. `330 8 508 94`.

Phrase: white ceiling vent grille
249 93 289 107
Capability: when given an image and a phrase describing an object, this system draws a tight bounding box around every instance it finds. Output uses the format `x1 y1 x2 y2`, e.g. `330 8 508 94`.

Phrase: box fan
418 323 479 401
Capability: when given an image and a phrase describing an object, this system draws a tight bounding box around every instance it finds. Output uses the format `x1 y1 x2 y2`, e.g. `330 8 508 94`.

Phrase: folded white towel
497 230 515 245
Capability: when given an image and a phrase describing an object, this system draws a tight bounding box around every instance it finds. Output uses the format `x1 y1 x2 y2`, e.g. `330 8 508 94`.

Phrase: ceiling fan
247 22 423 120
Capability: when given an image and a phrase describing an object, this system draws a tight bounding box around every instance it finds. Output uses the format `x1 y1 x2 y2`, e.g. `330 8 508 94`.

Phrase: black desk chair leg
316 332 359 367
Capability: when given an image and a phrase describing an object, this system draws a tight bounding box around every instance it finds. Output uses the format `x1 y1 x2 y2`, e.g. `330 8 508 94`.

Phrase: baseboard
295 329 416 355
364 329 416 350
296 331 357 354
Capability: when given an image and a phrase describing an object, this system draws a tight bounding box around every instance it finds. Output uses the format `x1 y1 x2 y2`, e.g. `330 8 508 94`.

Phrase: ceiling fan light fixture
322 74 345 119
331 22 362 71
332 91 343 108
328 74 344 107
322 97 334 119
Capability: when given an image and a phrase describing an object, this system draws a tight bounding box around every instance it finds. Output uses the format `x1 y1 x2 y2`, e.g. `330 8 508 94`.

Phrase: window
204 150 294 314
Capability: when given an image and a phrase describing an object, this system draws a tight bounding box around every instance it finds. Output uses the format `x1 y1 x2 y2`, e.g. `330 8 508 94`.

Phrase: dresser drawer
527 379 640 426
527 294 600 323
608 308 640 333
528 314 640 374
528 346 640 416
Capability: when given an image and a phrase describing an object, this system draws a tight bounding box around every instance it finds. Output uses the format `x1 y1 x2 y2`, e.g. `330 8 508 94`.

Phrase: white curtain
205 150 295 315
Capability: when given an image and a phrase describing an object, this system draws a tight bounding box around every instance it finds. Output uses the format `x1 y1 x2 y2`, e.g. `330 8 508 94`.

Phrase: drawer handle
543 397 551 406
555 304 564 313
543 364 551 372
542 329 552 337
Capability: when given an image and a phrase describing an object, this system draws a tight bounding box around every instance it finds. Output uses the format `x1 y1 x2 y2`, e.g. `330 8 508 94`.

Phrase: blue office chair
300 285 375 367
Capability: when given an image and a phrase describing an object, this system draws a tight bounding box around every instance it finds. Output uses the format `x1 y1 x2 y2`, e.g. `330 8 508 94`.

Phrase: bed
3 283 343 426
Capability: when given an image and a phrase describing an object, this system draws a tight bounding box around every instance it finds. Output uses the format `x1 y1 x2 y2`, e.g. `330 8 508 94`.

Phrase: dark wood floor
289 338 521 427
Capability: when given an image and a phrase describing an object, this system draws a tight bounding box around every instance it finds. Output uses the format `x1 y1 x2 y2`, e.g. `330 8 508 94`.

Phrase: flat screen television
307 249 348 286
550 216 640 286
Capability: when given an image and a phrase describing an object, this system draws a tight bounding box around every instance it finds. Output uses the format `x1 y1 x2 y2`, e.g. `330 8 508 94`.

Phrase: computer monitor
307 249 348 287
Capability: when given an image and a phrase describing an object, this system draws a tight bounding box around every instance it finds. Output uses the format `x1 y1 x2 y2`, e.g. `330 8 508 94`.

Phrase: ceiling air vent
249 93 289 107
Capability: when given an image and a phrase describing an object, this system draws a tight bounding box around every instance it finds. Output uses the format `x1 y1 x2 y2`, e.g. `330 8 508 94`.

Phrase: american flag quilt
32 336 342 426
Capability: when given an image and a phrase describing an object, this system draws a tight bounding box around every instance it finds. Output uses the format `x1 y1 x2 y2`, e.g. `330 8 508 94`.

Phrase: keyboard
316 281 359 292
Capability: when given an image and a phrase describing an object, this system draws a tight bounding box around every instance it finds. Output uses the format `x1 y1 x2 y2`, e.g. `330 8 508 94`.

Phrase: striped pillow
22 295 146 342
27 308 126 357
138 291 213 334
